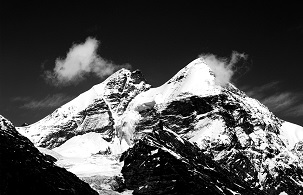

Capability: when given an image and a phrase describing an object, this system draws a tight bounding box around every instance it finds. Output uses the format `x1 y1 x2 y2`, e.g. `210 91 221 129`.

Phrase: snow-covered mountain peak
165 57 220 97
17 68 150 148
167 58 214 82
126 58 222 114
36 68 135 121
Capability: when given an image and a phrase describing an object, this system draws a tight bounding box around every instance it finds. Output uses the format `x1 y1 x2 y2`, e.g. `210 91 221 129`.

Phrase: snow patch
116 110 142 145
37 147 63 160
279 192 288 195
188 118 227 148
55 154 123 177
279 121 303 149
53 132 110 158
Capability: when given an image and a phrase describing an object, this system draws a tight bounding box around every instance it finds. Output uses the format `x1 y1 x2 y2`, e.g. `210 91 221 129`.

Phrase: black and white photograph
1 1 303 194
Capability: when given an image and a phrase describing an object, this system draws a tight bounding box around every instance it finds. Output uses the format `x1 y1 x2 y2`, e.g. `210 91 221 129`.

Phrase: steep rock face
102 69 150 116
0 115 98 195
120 58 303 194
37 98 114 148
121 121 263 195
17 69 150 149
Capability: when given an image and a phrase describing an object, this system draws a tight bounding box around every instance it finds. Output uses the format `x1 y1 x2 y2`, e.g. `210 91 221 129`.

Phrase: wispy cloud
43 37 131 86
12 93 73 109
244 81 280 97
199 51 249 86
243 81 303 117
11 96 32 102
286 103 303 117
261 92 297 113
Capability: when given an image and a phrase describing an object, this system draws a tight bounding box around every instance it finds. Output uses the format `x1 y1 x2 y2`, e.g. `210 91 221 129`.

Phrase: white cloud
199 51 248 86
43 37 131 86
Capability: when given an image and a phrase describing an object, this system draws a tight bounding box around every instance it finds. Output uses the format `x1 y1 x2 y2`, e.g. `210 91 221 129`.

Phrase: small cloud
43 37 131 86
199 51 249 86
12 93 74 110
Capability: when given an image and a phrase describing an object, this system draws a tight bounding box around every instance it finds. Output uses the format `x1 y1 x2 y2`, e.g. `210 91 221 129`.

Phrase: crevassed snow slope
53 132 110 158
51 132 129 178
53 132 129 158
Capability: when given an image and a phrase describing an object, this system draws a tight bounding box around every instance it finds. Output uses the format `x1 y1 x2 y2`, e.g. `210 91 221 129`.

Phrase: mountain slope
18 69 150 149
0 115 98 195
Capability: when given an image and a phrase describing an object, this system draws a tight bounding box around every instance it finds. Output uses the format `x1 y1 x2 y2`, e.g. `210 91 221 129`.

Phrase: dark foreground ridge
0 115 98 195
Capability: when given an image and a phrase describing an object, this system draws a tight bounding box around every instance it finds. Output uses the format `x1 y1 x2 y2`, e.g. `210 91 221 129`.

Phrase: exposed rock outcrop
121 121 263 194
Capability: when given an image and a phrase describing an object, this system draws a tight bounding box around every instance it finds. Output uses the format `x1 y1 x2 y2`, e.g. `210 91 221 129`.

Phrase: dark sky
1 1 302 126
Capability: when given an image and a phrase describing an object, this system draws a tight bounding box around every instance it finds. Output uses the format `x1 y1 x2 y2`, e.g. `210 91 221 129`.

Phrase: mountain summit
127 58 221 110
15 58 303 194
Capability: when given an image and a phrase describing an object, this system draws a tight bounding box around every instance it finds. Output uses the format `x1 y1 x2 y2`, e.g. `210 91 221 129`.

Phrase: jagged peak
93 68 132 88
92 68 148 94
113 67 132 74
110 68 147 82
130 69 149 85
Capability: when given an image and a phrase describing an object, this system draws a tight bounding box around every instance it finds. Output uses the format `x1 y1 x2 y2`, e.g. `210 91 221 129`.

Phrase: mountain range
1 58 303 194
